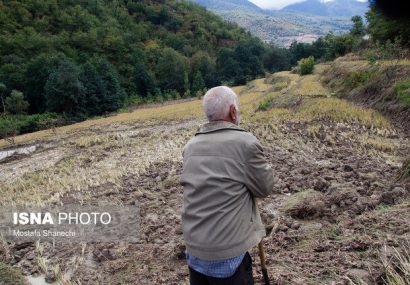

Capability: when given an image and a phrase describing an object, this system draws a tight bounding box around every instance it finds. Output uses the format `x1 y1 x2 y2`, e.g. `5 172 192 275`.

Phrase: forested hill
0 0 273 121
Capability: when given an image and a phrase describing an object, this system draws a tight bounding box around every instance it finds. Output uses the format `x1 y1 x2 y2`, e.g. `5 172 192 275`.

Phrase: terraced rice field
0 65 409 284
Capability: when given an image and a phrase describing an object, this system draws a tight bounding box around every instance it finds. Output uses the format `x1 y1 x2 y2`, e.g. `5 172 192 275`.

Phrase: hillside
281 0 369 17
0 60 409 284
191 0 355 46
219 9 352 46
0 0 274 128
322 56 410 132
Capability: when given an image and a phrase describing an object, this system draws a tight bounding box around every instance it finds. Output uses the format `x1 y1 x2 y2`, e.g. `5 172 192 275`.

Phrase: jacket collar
195 120 245 135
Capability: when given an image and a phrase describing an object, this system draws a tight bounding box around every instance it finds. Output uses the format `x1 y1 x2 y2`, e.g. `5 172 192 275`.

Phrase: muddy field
0 64 409 285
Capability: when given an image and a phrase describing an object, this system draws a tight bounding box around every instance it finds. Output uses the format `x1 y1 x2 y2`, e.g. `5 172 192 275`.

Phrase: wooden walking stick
255 198 271 285
258 240 270 285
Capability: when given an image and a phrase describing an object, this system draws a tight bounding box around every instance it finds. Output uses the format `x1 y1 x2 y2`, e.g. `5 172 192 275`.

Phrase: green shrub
0 262 26 285
154 94 165 103
258 96 274 111
5 90 29 114
395 79 410 107
161 90 180 101
402 158 410 179
0 113 62 138
298 56 315 75
367 51 378 65
195 88 208 100
171 90 181 100
145 94 155 104
183 90 191 98
363 40 407 62
343 71 373 89
383 95 393 101
124 95 144 107
175 93 181 100
196 90 203 99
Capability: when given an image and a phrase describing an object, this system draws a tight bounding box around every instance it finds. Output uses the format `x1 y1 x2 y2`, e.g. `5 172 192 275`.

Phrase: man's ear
229 104 236 123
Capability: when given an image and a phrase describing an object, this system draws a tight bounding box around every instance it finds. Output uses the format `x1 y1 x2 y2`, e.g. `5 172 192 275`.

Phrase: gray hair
203 86 239 121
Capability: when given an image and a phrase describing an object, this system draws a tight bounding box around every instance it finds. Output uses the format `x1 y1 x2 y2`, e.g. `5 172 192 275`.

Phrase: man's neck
210 118 236 125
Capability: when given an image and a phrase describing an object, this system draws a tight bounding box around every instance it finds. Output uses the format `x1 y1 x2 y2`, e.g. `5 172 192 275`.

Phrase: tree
192 71 205 94
5 90 29 114
0 63 25 92
289 41 316 65
366 3 410 47
216 39 267 85
0 83 6 113
163 33 186 52
44 60 85 115
183 71 190 94
155 48 189 95
263 46 291 72
298 56 315 75
24 54 65 114
158 6 169 25
311 37 327 60
79 62 105 115
322 33 355 61
0 0 273 117
216 48 239 83
133 48 156 97
191 52 220 88
93 58 127 112
134 62 155 97
234 41 264 78
350 15 365 37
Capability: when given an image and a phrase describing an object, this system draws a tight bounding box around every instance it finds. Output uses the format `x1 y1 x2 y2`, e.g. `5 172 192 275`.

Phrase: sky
249 0 367 10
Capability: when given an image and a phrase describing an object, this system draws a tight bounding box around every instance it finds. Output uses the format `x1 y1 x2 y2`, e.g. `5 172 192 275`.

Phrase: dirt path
0 67 409 284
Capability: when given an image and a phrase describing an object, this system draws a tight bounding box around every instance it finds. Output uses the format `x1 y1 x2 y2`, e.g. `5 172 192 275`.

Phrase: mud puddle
0 145 37 162
27 275 57 285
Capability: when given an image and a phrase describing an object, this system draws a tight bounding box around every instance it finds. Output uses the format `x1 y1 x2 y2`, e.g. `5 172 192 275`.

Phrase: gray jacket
181 121 276 260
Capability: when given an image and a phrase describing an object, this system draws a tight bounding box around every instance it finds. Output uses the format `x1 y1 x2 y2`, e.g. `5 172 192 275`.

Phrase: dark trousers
188 252 254 285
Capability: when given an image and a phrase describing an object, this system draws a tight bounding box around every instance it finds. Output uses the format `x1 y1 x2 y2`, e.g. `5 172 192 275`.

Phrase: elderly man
181 86 276 285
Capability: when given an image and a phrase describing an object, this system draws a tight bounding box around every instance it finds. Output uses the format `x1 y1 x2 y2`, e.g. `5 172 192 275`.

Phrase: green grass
343 70 374 90
395 79 410 107
319 224 342 240
399 158 410 179
384 95 394 102
0 113 63 139
258 96 274 111
382 243 410 285
0 262 26 285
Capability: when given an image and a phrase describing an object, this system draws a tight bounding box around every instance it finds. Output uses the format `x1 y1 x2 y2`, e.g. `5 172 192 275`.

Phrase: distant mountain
193 0 262 12
281 0 369 17
190 0 357 46
218 9 353 45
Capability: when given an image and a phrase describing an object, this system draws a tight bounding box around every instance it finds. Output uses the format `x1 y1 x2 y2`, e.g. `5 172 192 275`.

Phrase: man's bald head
203 86 240 125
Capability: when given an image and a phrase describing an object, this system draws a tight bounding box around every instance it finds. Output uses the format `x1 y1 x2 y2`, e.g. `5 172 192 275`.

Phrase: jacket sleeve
244 140 276 198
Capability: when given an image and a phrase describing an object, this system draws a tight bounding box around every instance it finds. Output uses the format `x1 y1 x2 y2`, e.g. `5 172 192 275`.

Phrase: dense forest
0 0 286 136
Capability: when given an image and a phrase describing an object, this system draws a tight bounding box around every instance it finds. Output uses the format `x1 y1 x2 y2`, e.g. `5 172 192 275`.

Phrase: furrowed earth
0 62 409 285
